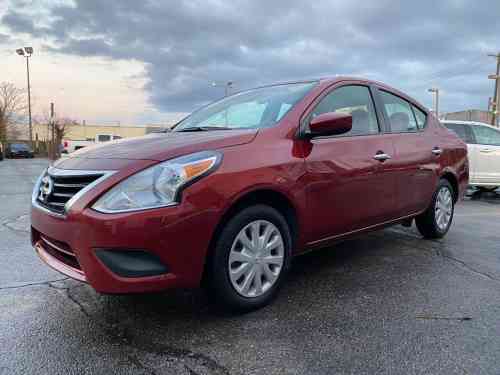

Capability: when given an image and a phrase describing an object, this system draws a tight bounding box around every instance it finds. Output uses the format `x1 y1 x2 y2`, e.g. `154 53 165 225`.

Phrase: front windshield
12 144 29 151
174 81 317 131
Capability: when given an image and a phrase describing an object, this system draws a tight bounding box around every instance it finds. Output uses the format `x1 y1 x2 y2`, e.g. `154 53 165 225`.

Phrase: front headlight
92 151 221 213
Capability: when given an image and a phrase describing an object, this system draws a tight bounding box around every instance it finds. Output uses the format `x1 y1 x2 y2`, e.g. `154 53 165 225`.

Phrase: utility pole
428 88 440 118
488 53 500 127
50 102 55 160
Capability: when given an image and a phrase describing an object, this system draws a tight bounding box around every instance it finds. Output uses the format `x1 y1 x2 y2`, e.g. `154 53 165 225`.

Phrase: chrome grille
36 169 104 214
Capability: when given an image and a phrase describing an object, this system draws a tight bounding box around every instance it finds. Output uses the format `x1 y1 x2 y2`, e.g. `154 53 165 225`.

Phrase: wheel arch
201 187 299 285
440 170 459 203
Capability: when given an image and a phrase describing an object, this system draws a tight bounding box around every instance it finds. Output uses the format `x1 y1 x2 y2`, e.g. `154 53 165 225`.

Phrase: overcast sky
1 0 499 125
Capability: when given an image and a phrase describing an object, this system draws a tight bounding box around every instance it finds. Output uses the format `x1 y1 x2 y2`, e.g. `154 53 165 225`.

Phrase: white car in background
62 134 122 154
442 120 500 191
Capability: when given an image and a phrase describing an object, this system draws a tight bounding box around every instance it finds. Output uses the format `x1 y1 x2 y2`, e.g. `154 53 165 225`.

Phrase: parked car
442 120 500 191
62 134 123 154
31 77 468 311
6 143 34 158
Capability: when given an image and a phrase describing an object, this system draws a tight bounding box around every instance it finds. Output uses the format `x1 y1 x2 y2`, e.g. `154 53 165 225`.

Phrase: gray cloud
2 0 499 113
0 33 9 43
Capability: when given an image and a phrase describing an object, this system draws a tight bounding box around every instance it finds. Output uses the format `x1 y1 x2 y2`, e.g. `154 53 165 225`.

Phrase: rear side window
471 126 500 146
412 105 427 129
444 123 472 143
379 91 418 133
306 85 380 136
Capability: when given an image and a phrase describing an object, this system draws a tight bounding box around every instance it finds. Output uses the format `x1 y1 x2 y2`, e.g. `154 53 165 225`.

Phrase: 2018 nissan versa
31 77 468 311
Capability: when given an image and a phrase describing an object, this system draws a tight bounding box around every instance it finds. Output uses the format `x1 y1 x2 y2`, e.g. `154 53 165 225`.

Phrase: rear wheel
416 179 454 239
477 186 498 192
207 205 292 312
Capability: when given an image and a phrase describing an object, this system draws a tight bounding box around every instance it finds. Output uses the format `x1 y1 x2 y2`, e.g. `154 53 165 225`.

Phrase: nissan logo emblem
39 175 54 203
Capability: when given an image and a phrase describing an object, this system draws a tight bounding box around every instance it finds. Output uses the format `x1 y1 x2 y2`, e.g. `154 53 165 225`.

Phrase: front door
303 84 397 243
470 125 500 186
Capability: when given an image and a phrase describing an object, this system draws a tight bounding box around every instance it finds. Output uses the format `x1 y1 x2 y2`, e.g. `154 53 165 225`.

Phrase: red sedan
31 77 468 311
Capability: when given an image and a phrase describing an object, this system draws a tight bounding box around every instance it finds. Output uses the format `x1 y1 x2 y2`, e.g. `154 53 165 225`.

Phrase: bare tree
34 107 78 159
0 82 27 143
54 117 78 158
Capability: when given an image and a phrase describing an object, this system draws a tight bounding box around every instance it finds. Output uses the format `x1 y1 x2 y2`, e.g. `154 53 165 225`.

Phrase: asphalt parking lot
1 158 500 375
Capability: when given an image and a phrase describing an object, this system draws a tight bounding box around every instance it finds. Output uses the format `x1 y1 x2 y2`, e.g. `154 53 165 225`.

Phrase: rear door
443 123 477 181
376 89 437 216
469 125 500 186
303 83 398 242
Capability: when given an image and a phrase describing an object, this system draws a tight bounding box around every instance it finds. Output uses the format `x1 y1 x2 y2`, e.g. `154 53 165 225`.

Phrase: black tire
207 205 292 312
477 186 498 192
416 179 455 239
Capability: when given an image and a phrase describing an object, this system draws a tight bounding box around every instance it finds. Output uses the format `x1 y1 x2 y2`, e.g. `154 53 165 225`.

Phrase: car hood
55 129 258 170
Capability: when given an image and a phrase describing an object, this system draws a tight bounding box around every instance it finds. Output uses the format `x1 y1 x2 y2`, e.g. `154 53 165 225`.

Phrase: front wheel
416 179 454 239
207 205 292 312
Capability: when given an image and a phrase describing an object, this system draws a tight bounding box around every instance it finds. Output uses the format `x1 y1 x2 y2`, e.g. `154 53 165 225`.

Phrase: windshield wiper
176 126 233 132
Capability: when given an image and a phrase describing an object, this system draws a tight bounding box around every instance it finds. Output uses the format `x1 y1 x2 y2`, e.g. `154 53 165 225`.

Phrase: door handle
373 152 391 162
432 147 443 156
480 148 494 153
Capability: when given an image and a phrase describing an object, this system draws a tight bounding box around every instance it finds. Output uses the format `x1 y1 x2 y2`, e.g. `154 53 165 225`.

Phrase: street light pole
26 55 32 143
16 47 33 144
224 81 233 97
428 88 439 118
211 81 234 97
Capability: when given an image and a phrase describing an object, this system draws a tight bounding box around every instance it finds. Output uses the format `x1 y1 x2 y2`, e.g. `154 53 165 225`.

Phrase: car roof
321 76 428 112
272 76 428 109
441 120 497 128
233 76 428 114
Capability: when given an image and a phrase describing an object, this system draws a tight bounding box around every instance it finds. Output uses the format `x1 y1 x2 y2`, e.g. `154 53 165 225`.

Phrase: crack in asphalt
416 315 472 321
0 277 69 291
45 282 231 375
434 250 500 283
127 339 232 375
126 354 158 375
1 214 30 233
387 228 500 283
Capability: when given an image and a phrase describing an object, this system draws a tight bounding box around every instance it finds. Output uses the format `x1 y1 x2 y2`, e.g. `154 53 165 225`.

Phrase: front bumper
31 202 220 294
10 152 33 158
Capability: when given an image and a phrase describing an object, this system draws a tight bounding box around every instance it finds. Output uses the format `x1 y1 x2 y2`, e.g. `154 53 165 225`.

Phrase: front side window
412 105 427 129
306 85 379 136
380 91 418 133
174 82 317 131
471 126 500 146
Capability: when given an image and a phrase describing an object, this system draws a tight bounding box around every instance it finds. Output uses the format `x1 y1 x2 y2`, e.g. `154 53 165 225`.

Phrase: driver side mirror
308 112 352 137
